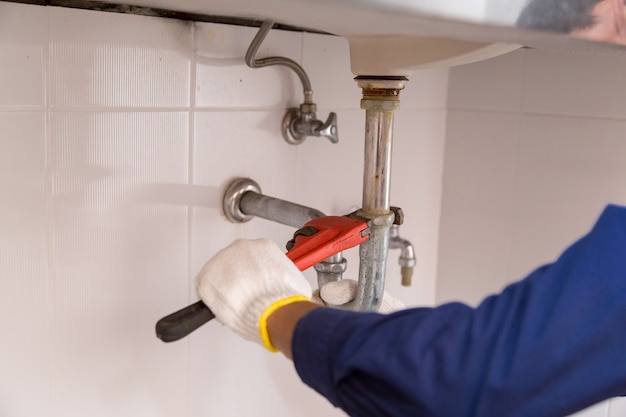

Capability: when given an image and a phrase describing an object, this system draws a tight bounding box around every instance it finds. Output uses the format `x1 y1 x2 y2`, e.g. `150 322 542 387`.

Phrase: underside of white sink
347 36 520 76
89 0 626 76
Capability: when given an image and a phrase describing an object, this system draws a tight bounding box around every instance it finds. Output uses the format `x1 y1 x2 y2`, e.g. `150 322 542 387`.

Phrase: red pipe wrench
156 215 369 342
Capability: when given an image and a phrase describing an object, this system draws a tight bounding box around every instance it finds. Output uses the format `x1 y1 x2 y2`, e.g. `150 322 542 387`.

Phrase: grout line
40 106 193 113
446 105 626 123
519 47 528 114
43 5 56 417
432 106 448 305
504 49 528 285
0 107 49 112
20 106 364 113
185 21 197 417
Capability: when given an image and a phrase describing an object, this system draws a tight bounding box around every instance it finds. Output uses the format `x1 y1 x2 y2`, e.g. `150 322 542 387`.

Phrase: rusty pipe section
354 77 407 311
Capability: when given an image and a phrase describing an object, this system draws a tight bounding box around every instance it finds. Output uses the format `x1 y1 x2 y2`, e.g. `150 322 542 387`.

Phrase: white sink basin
93 0 626 76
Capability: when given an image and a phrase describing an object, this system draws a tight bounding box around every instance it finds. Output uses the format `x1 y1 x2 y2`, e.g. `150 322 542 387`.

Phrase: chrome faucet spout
388 224 416 286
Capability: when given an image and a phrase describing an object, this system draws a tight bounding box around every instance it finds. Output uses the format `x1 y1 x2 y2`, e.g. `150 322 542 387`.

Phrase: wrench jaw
286 216 370 272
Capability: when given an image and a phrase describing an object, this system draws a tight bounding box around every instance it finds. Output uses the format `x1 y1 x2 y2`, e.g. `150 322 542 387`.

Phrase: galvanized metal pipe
354 77 407 311
222 177 346 289
239 191 325 229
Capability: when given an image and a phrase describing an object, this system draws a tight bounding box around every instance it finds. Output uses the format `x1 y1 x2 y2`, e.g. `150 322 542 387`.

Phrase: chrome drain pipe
353 77 407 311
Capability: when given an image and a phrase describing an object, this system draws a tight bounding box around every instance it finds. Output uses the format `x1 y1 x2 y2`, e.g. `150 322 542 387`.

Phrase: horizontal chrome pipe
240 190 325 228
223 177 324 228
223 177 345 289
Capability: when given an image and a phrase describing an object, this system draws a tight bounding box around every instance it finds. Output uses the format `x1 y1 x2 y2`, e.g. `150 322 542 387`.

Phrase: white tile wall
0 2 446 416
522 48 626 119
448 47 525 113
49 7 192 108
49 111 190 417
437 110 521 304
0 2 47 108
0 112 50 417
442 47 626 417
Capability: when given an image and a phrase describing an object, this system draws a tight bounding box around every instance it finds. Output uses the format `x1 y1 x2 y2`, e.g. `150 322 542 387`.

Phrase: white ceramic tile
302 32 360 110
388 109 446 306
436 110 521 305
523 48 626 119
49 7 192 108
448 47 525 112
0 112 50 416
48 112 189 416
195 22 302 109
509 114 626 279
0 2 47 108
188 325 347 417
193 110 299 189
401 67 450 111
609 397 626 416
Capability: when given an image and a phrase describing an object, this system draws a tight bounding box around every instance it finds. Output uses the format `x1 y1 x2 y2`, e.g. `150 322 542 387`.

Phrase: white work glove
195 238 312 351
312 279 405 313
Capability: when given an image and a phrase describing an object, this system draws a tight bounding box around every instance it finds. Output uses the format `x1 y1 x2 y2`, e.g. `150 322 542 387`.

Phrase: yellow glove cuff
259 295 311 352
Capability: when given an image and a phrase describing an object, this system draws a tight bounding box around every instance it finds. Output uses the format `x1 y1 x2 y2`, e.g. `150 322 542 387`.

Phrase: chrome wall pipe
223 178 346 289
225 179 325 228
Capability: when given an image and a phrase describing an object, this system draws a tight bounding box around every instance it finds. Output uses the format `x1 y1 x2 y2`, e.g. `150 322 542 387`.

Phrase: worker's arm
290 204 626 417
266 301 321 360
196 205 626 417
266 281 404 359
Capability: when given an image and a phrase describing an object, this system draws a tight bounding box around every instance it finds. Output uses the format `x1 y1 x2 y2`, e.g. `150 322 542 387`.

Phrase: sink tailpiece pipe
354 76 407 311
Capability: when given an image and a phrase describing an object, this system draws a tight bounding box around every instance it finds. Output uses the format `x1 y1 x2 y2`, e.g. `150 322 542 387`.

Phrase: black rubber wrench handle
155 300 215 342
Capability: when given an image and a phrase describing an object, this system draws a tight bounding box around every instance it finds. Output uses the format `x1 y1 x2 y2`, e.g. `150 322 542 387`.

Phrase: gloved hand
195 238 312 351
312 279 405 313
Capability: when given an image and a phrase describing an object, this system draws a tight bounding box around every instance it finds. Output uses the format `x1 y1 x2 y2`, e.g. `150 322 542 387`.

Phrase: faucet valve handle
315 112 339 144
282 107 339 145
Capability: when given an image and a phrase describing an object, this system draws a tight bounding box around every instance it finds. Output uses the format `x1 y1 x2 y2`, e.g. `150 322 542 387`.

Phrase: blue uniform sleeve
292 204 626 417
